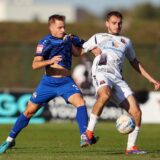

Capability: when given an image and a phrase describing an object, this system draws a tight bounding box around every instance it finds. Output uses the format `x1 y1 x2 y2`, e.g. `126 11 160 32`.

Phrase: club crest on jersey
100 80 106 85
36 45 44 53
121 38 126 44
112 41 119 48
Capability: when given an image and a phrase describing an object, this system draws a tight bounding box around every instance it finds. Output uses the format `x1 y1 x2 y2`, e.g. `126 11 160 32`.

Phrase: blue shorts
30 75 81 105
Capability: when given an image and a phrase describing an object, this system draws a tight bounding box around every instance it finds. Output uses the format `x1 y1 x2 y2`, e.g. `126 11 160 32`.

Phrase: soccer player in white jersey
80 11 160 154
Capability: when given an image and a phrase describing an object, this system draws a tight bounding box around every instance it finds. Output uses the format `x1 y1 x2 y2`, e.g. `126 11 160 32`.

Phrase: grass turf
0 122 160 160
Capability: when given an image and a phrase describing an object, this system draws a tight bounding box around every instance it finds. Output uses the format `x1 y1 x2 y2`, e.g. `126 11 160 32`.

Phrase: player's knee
75 99 85 106
23 102 39 118
68 93 85 107
23 110 34 118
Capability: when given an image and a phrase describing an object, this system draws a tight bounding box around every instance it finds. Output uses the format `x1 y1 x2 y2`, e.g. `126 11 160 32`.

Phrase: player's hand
49 55 62 65
91 47 102 56
65 34 73 39
152 81 160 91
63 33 69 40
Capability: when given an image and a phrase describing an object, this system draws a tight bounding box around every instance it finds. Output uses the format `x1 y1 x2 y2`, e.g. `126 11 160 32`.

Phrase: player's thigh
120 95 141 114
97 85 112 102
68 93 85 107
24 101 41 118
60 77 83 106
92 73 113 95
30 80 57 104
113 79 133 104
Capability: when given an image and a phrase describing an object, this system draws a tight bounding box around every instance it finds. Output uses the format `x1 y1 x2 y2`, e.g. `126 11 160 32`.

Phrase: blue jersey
35 34 85 70
31 34 84 105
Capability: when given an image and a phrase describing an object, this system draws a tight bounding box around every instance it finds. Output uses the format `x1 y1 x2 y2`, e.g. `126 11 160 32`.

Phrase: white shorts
92 73 133 104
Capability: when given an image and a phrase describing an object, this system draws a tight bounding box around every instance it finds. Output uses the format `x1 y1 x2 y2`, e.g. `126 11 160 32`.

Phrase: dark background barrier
0 89 150 124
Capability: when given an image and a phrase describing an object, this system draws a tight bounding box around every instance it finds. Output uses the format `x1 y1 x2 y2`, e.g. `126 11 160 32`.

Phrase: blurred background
0 0 160 124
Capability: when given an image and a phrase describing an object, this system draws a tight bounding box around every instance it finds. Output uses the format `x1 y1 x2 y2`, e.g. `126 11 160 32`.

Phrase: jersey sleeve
35 39 52 57
125 39 136 62
71 35 85 47
82 34 98 53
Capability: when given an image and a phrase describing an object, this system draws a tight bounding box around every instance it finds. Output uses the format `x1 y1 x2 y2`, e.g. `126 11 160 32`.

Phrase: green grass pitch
0 122 160 160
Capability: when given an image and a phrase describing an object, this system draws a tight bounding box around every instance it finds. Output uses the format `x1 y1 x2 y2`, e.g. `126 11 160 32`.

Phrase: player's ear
49 25 52 32
49 22 54 32
105 21 109 28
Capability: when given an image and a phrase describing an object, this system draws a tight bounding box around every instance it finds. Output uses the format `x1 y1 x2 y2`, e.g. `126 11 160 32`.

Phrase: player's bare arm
32 55 71 77
130 58 160 90
32 55 62 70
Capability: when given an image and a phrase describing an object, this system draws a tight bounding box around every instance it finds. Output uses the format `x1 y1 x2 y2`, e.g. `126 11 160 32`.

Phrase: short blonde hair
48 14 65 25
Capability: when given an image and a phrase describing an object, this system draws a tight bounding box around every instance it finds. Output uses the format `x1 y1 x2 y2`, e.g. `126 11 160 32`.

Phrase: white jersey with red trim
83 33 136 79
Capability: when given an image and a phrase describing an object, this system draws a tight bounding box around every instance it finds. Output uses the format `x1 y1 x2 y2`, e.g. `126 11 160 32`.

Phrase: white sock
127 126 140 149
87 113 99 132
6 137 14 142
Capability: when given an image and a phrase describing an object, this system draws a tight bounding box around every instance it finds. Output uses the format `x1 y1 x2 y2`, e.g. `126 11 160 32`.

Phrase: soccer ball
116 115 135 134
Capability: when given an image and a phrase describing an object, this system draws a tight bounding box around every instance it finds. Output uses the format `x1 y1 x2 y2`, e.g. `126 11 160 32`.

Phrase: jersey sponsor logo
36 45 44 53
97 67 107 73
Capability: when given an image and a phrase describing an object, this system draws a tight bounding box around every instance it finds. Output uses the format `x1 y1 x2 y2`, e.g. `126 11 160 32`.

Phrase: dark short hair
106 11 123 21
48 14 65 25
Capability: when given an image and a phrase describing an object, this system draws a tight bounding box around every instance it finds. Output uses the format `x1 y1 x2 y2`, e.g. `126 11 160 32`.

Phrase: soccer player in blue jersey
0 14 96 154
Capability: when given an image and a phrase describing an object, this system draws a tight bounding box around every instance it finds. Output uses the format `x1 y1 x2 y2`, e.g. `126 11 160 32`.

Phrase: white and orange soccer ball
116 114 135 134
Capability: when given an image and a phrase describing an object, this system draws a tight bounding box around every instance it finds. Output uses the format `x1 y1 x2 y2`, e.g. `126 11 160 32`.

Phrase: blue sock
76 105 88 135
9 113 30 138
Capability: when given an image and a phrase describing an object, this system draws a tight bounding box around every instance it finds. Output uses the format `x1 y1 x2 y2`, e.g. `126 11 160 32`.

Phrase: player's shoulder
38 34 52 44
119 35 132 45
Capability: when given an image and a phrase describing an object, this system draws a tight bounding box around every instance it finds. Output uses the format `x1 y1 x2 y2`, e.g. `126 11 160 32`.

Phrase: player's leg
9 101 41 139
78 85 111 147
7 76 53 141
67 93 95 147
120 95 141 127
68 93 88 135
0 101 41 154
60 76 91 146
68 92 100 147
120 95 141 148
86 85 111 136
120 95 146 154
0 76 53 154
113 79 146 154
83 73 112 145
59 76 88 136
